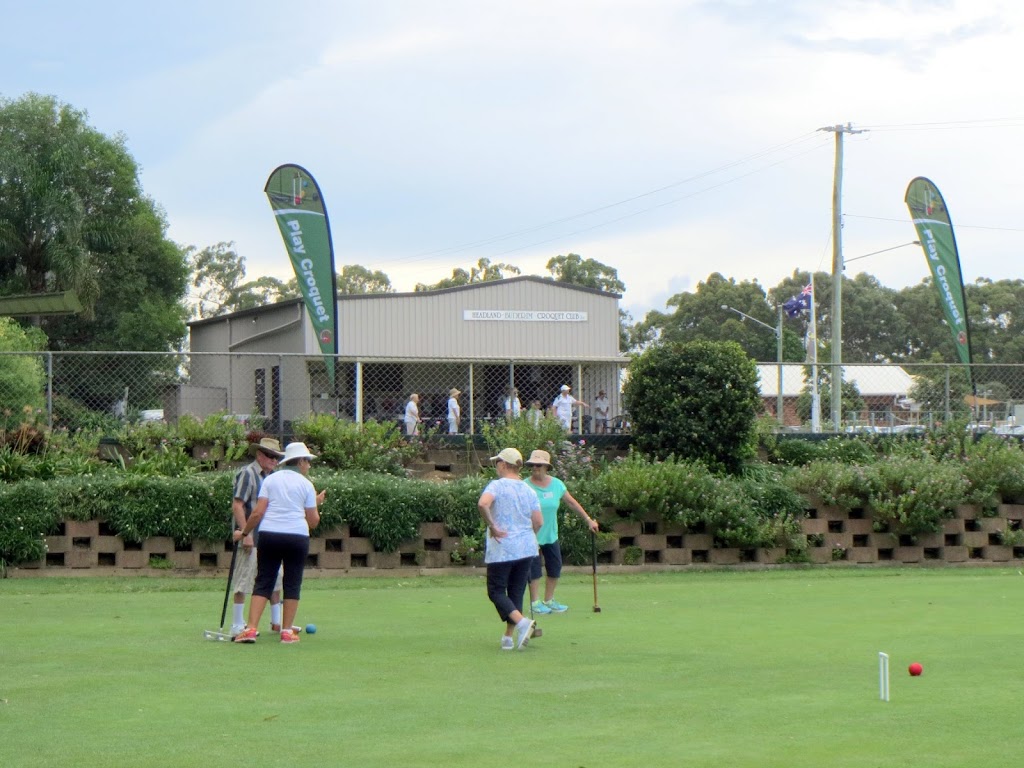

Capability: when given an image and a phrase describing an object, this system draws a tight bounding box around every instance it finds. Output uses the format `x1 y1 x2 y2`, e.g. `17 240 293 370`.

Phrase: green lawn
3 568 1023 767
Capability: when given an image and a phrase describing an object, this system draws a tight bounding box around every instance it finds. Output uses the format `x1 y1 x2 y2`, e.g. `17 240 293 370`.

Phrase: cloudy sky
4 0 1023 320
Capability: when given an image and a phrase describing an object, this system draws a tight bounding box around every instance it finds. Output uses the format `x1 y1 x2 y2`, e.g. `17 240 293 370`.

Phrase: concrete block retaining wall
12 501 1024 575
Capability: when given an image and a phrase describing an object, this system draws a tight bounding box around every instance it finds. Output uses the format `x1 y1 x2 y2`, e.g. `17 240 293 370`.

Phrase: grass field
3 567 1024 767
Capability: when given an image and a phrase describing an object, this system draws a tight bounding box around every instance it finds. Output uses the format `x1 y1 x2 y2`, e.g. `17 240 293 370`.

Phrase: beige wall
336 277 620 360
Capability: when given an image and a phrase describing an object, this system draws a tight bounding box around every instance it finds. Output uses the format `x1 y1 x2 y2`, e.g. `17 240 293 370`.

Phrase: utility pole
819 122 866 431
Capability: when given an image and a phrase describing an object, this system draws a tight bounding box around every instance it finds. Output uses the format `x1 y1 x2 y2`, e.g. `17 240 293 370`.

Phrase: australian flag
783 284 812 319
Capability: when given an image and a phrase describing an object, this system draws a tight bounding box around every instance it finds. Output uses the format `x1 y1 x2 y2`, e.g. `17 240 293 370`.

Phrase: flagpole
810 274 820 433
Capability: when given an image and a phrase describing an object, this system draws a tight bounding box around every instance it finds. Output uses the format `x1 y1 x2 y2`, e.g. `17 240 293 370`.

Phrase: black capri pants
253 531 309 601
486 556 534 624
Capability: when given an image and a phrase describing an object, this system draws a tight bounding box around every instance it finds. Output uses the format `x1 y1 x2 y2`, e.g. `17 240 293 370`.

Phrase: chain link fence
1 351 1021 436
3 352 626 437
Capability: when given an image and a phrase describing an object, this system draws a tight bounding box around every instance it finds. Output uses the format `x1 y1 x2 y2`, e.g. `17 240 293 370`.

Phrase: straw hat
449 388 461 397
489 447 523 466
281 442 317 464
524 449 552 468
247 437 284 458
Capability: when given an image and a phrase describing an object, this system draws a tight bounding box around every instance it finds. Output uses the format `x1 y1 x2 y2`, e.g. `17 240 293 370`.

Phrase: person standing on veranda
524 449 599 614
478 447 543 651
404 393 421 437
504 387 522 421
526 400 543 428
592 390 610 434
233 442 325 645
447 388 461 434
552 384 588 431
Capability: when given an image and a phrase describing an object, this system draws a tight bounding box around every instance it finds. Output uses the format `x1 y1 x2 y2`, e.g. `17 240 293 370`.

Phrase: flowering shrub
788 460 878 510
479 416 571 469
592 453 715 523
0 481 61 566
960 435 1024 508
869 455 967 535
293 414 419 476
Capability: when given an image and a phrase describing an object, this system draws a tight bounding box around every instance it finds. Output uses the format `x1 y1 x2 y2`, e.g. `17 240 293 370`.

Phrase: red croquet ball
908 662 923 676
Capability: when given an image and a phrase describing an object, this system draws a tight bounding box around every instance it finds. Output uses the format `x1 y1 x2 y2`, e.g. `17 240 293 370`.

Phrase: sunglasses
259 451 281 461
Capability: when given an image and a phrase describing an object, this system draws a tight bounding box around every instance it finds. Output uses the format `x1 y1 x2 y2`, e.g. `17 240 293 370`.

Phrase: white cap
489 447 523 465
560 384 570 391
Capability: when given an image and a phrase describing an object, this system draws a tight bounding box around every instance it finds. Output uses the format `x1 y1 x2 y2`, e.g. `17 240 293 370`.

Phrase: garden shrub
787 460 879 510
437 474 488 538
623 340 761 473
690 473 804 549
0 480 62 565
818 436 878 465
869 455 967 535
314 470 431 552
294 414 418 476
479 416 569 467
960 435 1024 509
770 438 822 467
593 453 716 523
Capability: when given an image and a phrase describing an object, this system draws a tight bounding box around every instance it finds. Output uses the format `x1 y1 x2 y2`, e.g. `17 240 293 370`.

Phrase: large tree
336 264 393 295
0 93 141 313
546 252 625 294
187 241 296 318
0 93 189 411
642 273 805 362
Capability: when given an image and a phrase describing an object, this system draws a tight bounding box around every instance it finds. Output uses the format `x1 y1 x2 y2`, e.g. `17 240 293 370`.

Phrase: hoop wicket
878 652 890 702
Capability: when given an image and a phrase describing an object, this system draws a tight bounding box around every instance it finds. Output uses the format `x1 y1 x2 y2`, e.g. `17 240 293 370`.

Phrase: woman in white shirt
404 393 420 437
232 442 324 644
477 447 543 650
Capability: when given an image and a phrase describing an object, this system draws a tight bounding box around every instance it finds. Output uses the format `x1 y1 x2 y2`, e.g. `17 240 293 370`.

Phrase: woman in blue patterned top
478 447 543 651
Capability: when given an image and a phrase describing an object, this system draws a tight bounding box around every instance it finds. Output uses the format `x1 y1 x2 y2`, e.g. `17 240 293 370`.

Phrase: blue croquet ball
305 623 317 634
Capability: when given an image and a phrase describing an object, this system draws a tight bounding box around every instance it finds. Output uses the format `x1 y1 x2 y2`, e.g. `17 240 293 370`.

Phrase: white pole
810 274 820 433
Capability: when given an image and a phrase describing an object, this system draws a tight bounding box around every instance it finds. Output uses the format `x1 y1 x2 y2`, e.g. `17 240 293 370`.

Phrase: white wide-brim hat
282 442 317 464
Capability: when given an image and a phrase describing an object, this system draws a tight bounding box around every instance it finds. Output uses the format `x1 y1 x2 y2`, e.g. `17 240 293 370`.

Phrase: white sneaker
230 624 245 638
515 618 535 650
500 636 514 651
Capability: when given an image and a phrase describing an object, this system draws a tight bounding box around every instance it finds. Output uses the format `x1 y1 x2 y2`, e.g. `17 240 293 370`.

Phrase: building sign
463 310 588 322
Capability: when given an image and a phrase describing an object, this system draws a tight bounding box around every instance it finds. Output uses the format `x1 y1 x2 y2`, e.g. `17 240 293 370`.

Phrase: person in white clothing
403 393 420 437
526 400 543 428
551 384 588 431
504 387 522 421
592 390 610 434
447 388 461 434
233 442 325 644
478 447 543 650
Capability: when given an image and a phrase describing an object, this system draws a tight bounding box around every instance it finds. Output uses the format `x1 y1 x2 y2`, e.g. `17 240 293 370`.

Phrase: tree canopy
414 257 521 292
546 253 625 294
0 93 188 351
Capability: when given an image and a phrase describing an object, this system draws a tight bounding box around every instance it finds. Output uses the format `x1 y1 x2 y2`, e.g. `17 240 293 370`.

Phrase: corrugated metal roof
756 364 915 397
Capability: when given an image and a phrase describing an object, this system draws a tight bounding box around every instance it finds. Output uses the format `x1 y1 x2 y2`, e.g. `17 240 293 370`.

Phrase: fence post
355 361 363 426
944 365 951 421
468 364 475 435
46 352 53 429
576 363 584 433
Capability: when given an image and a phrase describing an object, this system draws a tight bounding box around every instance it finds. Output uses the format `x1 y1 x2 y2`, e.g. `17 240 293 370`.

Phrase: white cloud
4 0 1023 322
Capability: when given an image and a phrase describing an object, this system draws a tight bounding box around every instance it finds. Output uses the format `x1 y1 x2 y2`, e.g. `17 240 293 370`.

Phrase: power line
485 140 832 258
860 118 1024 131
396 131 826 264
845 213 1024 233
